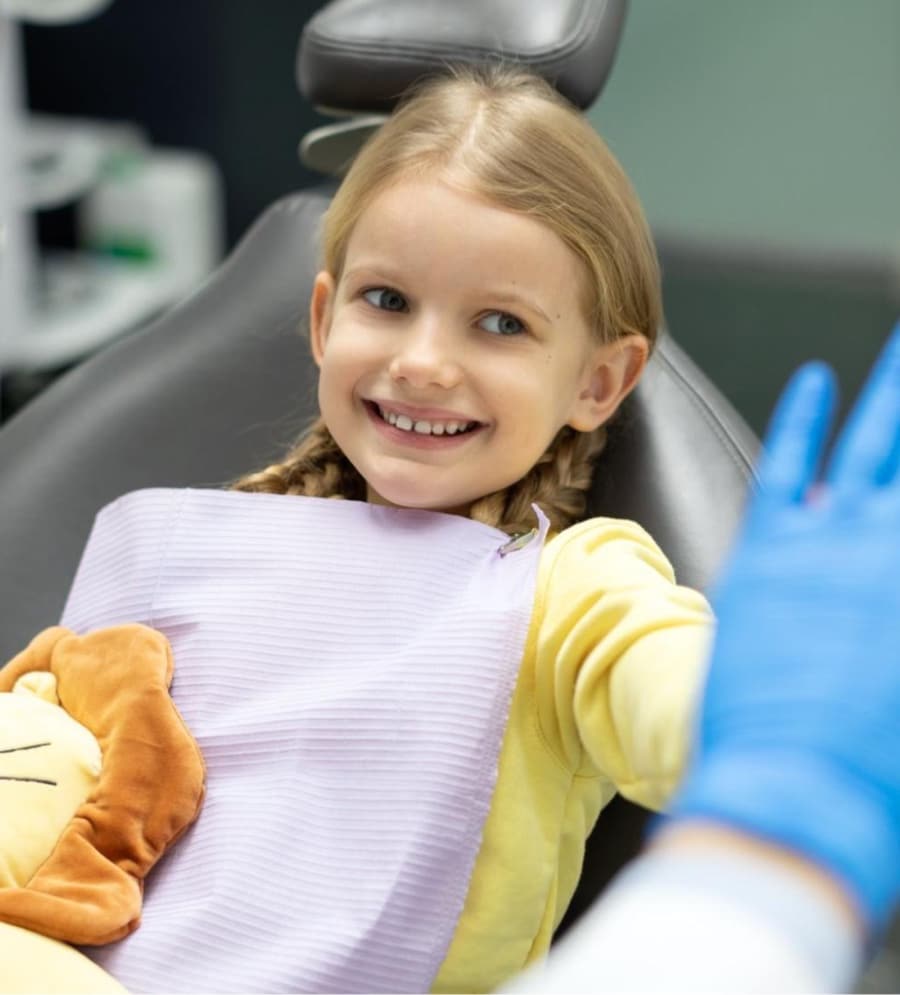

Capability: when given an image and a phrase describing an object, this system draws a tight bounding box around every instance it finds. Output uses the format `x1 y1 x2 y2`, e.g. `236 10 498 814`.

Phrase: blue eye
480 311 525 336
363 287 408 312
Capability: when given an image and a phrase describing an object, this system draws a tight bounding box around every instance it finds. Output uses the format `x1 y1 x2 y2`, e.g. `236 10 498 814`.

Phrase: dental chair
0 0 757 937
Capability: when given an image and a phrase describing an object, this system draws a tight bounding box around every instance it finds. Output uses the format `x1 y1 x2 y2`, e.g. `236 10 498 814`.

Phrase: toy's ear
13 671 60 705
0 624 205 946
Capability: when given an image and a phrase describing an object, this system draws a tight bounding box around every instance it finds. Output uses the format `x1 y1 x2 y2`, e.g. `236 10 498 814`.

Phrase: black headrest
297 0 627 113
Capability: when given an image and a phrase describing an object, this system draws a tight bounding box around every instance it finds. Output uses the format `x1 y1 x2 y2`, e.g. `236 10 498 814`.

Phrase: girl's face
310 177 646 517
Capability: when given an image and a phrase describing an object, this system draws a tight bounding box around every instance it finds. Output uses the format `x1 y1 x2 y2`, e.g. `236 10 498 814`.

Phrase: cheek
316 330 358 386
319 318 381 372
315 357 347 425
499 364 574 425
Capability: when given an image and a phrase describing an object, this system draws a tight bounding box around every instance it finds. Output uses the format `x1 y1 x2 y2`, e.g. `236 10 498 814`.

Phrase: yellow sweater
432 517 714 992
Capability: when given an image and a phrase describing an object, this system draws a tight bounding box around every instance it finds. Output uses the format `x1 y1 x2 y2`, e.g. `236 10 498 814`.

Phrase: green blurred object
87 236 157 262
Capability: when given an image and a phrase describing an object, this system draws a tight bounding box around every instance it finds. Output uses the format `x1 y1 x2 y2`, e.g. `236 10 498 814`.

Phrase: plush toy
0 624 205 994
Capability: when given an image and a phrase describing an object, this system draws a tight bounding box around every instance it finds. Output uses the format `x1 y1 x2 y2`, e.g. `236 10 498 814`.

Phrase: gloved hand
668 321 900 930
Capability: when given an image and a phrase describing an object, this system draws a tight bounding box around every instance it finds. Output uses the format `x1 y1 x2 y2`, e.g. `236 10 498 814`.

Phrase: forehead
343 177 587 306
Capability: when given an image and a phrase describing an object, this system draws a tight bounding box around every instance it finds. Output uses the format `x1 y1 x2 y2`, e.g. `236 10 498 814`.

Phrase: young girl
58 65 713 993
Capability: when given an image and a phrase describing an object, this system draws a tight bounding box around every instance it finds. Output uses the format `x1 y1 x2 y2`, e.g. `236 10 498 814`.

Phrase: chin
366 480 473 516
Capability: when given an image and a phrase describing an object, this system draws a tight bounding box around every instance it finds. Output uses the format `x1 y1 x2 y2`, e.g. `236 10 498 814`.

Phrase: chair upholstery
0 190 331 664
291 0 758 927
0 185 756 660
298 0 628 113
0 185 756 934
297 0 630 175
0 0 758 938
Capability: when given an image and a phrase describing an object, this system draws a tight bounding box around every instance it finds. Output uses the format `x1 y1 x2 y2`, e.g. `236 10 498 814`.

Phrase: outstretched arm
509 320 900 992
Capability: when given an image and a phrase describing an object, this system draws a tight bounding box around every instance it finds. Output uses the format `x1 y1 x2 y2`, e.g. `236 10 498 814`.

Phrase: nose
388 316 463 390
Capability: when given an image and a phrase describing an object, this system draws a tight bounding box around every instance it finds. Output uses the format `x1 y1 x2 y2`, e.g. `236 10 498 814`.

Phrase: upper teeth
380 407 474 436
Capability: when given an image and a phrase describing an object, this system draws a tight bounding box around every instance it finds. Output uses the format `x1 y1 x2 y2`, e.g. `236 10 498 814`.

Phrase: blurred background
592 0 900 436
1 0 899 433
0 1 899 988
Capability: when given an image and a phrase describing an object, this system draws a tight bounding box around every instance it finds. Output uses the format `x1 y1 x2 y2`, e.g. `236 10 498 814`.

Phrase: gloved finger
826 321 900 495
753 361 837 508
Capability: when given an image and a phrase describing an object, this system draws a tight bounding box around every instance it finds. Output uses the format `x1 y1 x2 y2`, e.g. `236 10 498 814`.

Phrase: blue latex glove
668 321 900 930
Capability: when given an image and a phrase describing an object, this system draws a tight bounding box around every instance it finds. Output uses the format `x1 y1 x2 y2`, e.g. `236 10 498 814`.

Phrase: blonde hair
234 64 662 533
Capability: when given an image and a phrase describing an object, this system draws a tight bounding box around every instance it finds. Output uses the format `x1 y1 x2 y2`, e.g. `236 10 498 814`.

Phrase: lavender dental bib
61 489 546 994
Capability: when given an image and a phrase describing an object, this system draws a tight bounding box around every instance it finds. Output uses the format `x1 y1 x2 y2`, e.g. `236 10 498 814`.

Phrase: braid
234 419 604 532
231 417 365 500
469 425 608 536
233 419 603 533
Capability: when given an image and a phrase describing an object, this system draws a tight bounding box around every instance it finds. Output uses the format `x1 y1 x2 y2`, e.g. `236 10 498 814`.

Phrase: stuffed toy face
0 624 205 949
0 673 101 889
0 625 205 995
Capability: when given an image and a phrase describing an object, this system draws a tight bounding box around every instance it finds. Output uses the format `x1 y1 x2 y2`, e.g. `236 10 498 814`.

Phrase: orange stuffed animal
0 624 204 993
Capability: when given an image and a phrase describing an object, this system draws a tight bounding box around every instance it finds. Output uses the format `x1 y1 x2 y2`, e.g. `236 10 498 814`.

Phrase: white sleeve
503 847 863 993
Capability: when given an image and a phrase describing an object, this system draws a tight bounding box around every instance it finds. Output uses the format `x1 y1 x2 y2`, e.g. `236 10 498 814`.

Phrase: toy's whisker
0 775 57 785
0 741 51 754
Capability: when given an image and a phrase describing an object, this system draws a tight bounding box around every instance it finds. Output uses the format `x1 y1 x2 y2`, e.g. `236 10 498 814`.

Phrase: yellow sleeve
533 518 714 811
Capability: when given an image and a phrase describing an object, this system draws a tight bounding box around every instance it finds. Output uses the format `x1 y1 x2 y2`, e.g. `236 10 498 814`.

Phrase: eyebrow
343 265 405 286
487 292 551 323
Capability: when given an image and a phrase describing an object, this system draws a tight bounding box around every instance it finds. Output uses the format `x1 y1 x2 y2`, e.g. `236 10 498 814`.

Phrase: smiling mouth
368 402 481 437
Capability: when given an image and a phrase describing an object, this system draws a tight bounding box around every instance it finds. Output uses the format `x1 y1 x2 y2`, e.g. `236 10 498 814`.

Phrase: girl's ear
567 334 649 432
309 271 337 367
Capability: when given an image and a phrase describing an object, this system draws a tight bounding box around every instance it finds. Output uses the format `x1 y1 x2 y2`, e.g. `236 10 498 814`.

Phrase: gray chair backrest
0 186 757 933
0 187 756 660
298 0 628 113
0 0 761 952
